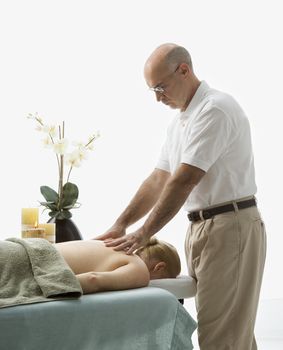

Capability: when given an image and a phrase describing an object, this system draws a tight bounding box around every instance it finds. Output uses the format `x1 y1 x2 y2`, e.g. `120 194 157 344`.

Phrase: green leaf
55 212 64 220
56 210 72 220
39 201 58 211
61 204 76 209
61 182 79 208
40 186 59 203
61 202 81 210
62 210 72 219
39 201 55 205
48 210 60 218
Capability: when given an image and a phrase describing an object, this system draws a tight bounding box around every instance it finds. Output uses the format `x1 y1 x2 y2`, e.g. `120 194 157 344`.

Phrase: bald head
144 43 200 112
144 43 193 77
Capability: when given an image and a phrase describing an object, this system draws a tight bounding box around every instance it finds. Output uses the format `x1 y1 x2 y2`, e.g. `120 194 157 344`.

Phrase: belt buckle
188 211 199 221
202 210 212 220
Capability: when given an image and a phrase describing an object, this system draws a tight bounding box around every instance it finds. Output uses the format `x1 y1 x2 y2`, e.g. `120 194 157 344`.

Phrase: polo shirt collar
179 80 210 121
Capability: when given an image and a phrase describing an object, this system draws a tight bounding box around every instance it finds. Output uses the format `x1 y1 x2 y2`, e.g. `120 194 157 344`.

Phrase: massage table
149 274 197 304
0 276 197 350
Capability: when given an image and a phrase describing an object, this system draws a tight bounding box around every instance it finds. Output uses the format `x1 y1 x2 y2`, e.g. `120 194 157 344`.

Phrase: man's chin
163 101 177 109
167 103 178 109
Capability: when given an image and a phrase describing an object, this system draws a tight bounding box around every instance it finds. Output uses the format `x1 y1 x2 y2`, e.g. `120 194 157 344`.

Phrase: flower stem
57 121 65 211
85 135 96 148
58 154 64 210
50 134 60 176
67 166 73 183
34 116 60 183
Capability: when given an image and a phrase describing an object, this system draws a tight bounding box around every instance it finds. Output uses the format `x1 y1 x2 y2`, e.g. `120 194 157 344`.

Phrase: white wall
0 0 282 299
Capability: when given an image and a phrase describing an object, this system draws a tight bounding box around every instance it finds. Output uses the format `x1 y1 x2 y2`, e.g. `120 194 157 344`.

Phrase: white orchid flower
27 112 38 120
53 138 68 155
27 112 43 124
42 136 53 148
28 115 101 209
85 132 100 150
35 125 43 132
76 147 88 161
27 113 35 120
91 131 100 141
72 141 85 149
48 125 57 137
69 148 88 162
41 124 57 137
65 151 81 167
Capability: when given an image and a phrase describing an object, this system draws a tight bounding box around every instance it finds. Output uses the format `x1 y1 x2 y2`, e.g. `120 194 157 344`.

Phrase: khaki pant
185 197 266 350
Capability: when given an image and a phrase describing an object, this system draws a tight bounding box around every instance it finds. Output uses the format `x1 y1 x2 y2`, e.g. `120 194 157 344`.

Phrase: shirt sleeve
155 140 170 172
181 107 233 172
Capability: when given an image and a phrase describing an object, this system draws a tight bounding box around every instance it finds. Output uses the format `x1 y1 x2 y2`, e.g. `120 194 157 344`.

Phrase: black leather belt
187 198 257 222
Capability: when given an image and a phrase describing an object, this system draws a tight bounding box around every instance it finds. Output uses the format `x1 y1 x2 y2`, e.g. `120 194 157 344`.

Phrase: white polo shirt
156 81 257 212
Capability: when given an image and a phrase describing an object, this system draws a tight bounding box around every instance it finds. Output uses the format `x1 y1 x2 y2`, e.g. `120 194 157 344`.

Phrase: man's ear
153 261 166 272
179 63 191 76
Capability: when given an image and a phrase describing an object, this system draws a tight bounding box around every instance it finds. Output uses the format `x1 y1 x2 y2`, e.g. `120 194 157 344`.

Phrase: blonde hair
136 238 181 278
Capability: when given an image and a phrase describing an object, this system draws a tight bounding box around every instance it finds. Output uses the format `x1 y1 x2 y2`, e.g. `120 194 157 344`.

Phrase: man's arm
106 163 205 253
94 168 170 240
115 168 170 228
76 261 150 294
143 163 205 235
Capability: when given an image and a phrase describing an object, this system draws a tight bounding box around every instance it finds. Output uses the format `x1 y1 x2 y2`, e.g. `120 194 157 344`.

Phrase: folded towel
0 237 82 308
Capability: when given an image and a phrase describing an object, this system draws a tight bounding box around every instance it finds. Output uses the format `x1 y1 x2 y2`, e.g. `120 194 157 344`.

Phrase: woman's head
135 237 181 279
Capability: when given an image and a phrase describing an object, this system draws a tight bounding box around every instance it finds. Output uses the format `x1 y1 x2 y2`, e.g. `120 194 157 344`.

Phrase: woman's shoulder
130 254 150 282
131 260 150 288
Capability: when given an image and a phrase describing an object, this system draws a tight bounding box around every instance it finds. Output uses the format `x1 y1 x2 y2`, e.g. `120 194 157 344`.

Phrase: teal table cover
0 287 197 350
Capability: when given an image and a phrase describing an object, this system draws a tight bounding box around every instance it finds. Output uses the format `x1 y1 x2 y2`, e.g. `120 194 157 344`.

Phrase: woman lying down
56 238 181 294
0 237 181 308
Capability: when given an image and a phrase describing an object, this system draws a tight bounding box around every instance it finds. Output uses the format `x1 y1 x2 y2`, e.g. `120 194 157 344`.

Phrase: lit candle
21 227 45 239
21 208 39 227
38 223 56 243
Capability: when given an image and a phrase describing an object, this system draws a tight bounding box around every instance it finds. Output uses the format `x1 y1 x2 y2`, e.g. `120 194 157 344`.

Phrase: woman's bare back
55 239 144 275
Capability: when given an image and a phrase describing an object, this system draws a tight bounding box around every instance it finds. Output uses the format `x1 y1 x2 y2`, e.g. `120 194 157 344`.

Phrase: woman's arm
76 260 150 294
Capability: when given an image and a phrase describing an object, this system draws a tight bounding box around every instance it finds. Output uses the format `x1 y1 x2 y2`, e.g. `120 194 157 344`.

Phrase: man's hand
93 224 126 241
105 227 151 255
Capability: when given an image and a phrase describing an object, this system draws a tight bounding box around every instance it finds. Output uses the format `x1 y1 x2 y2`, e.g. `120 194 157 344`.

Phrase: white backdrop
0 0 282 299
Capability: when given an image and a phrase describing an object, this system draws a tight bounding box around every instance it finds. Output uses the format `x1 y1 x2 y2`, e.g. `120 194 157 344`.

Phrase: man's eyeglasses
149 65 180 94
149 86 166 94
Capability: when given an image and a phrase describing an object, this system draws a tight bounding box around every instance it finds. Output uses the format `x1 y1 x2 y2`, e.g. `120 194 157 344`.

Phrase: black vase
48 217 83 243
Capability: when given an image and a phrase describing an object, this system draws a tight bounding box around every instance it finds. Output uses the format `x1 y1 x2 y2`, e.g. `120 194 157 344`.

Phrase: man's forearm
115 181 162 228
115 170 170 228
142 178 194 236
142 164 205 236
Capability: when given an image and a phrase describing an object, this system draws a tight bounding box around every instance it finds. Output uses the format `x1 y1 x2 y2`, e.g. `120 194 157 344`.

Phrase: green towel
0 237 82 308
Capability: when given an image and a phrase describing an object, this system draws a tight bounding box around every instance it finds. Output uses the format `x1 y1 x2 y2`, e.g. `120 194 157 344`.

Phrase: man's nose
155 91 163 102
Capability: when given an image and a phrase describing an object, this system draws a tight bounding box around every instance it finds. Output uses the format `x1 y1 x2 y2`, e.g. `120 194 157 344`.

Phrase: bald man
95 43 266 350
